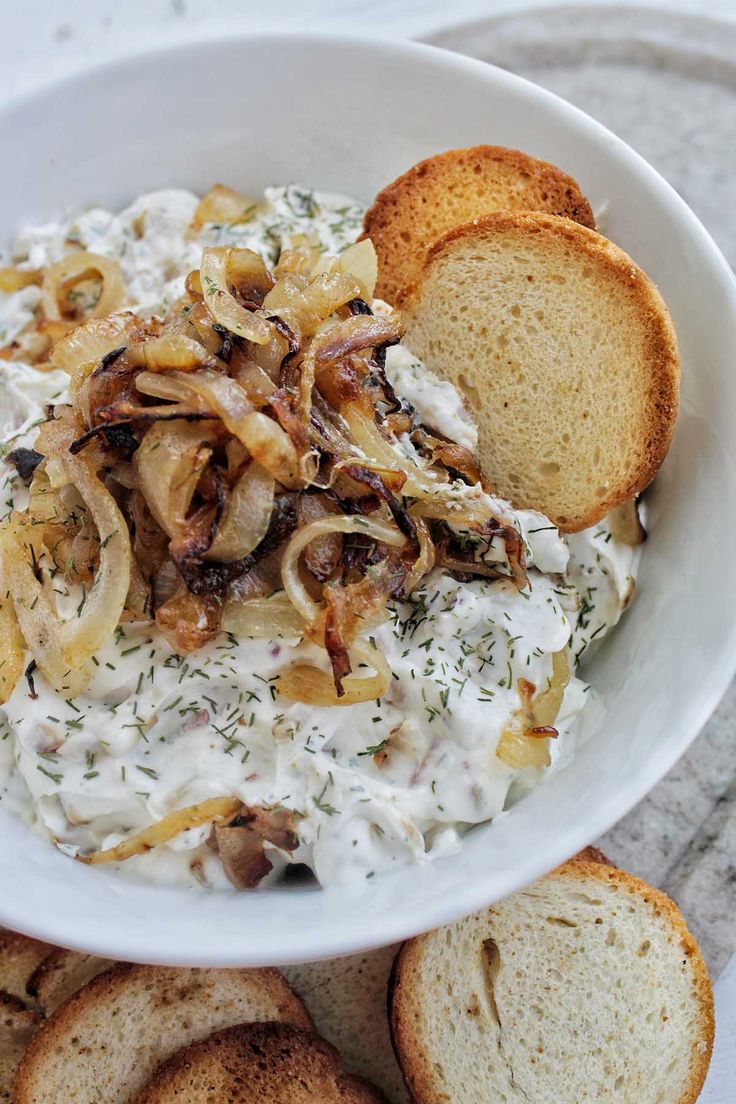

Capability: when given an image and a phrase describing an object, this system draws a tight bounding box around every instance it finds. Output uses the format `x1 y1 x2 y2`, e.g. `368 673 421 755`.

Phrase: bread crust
391 860 713 1104
400 210 680 531
363 145 595 302
26 949 114 1017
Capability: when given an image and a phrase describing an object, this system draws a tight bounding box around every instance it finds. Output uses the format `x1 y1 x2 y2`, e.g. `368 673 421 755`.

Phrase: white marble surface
1 3 734 1098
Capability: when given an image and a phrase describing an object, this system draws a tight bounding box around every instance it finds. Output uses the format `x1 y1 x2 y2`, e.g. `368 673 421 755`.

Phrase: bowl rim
2 29 736 966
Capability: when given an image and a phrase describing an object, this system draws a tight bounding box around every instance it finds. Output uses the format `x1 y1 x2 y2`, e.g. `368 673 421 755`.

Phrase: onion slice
534 650 570 727
78 796 243 865
221 592 304 638
0 267 42 292
135 420 218 539
146 368 301 489
50 313 141 394
1 417 132 690
404 518 435 595
262 271 362 338
0 527 89 696
277 639 391 706
41 251 126 321
127 333 212 373
56 444 132 667
0 563 33 703
191 184 257 230
342 403 441 498
200 247 273 345
281 515 407 623
205 462 275 563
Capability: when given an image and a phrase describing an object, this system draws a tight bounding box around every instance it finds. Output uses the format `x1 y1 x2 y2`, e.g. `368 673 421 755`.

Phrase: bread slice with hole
14 964 312 1104
27 949 115 1017
400 211 679 531
134 1021 387 1103
284 946 407 1103
391 858 713 1104
0 992 40 1102
363 146 595 302
0 931 52 1005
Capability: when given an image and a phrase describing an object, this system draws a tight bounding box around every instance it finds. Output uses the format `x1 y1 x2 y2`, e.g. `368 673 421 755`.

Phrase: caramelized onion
262 271 361 339
0 580 27 703
127 333 211 373
57 441 132 669
403 518 435 595
300 312 403 424
342 403 441 497
140 369 301 489
213 805 299 889
335 238 379 299
78 796 243 865
227 248 274 305
50 313 141 394
0 267 42 292
200 247 273 345
221 591 304 638
11 414 133 688
0 526 87 695
191 184 257 230
428 439 482 485
410 491 502 527
496 657 568 770
296 493 343 581
534 650 570 727
281 515 406 623
205 462 274 563
319 561 399 693
135 421 217 539
155 586 222 653
41 251 126 321
277 638 391 706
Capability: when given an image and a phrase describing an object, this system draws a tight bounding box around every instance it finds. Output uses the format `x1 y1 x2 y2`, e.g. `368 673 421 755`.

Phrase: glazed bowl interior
1 33 735 966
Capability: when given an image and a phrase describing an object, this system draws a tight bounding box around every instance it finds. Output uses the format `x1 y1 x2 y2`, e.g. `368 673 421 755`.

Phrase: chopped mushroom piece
212 806 300 889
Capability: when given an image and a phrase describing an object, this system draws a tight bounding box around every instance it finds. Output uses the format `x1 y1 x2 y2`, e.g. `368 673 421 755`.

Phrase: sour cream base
0 187 639 889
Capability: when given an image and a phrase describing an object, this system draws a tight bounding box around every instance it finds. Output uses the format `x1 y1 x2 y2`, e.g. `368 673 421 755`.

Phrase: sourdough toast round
134 1021 387 1104
391 859 713 1104
400 211 679 531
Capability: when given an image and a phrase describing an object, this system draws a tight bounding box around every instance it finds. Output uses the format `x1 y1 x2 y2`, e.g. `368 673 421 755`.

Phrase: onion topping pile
0 212 531 718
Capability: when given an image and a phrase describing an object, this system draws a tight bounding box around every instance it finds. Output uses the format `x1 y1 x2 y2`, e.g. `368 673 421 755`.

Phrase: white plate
1 32 735 966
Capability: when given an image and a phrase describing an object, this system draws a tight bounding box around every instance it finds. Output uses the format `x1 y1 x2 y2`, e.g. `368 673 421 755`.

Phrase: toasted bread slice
391 859 713 1104
284 947 407 1103
0 932 52 1005
27 950 115 1017
363 146 595 302
14 964 312 1104
400 212 679 531
0 993 39 1102
134 1021 387 1103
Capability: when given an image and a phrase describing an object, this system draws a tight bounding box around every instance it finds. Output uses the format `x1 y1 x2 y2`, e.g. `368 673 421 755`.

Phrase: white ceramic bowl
1 32 735 967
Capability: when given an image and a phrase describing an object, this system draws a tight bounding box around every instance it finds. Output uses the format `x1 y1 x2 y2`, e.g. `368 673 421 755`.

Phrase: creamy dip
0 187 639 889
